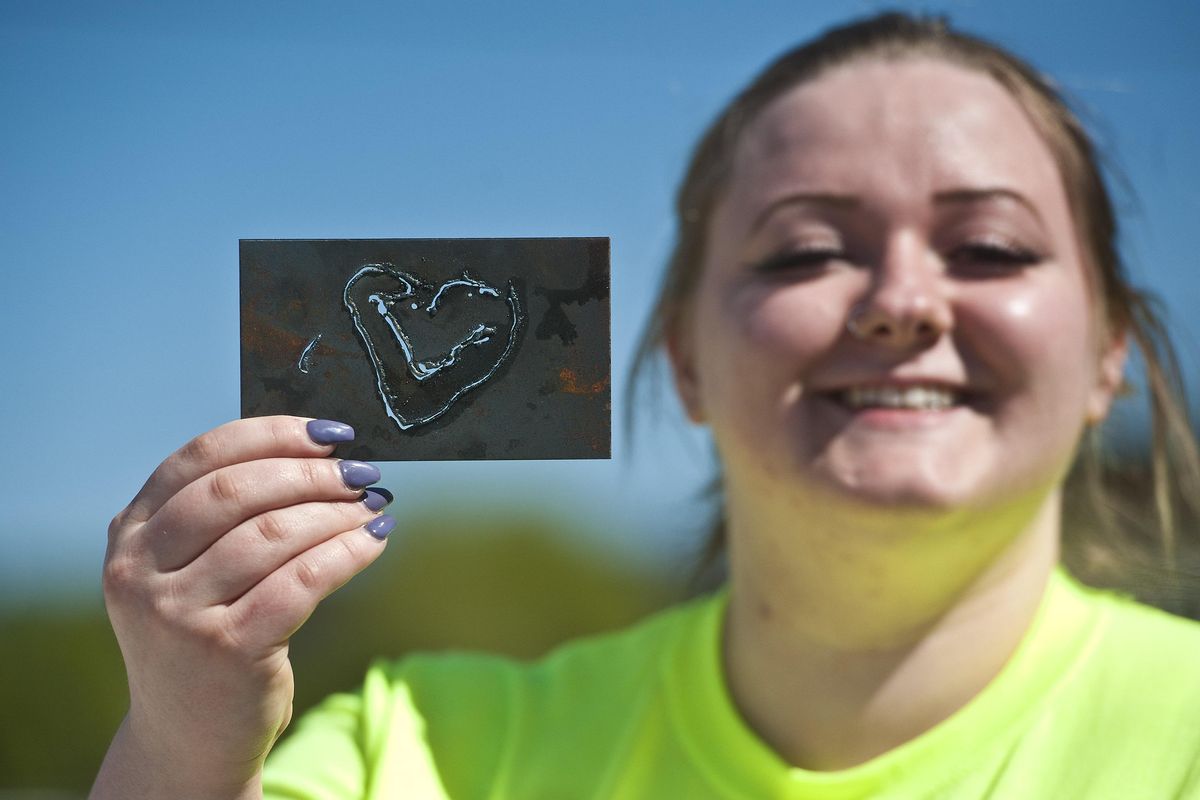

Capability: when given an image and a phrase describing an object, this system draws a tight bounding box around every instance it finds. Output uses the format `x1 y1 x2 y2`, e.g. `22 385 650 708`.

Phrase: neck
722 488 1060 771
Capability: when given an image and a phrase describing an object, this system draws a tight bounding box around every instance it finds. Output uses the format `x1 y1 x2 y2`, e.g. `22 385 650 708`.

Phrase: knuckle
149 585 182 626
291 553 324 594
295 458 327 493
107 510 129 543
206 613 249 656
208 469 248 507
222 592 267 644
181 430 224 469
335 533 363 568
254 511 291 547
167 599 233 651
336 499 371 529
267 415 300 450
218 602 293 671
101 554 141 600
248 415 305 460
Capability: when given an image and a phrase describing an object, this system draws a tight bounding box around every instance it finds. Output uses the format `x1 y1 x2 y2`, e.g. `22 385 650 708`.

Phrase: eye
949 241 1041 274
751 248 846 276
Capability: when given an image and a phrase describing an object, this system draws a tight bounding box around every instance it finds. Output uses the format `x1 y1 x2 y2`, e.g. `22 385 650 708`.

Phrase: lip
820 376 969 391
810 378 980 430
816 395 973 434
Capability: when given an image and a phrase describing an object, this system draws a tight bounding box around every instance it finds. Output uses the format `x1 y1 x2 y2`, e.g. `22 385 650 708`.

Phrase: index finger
121 416 354 525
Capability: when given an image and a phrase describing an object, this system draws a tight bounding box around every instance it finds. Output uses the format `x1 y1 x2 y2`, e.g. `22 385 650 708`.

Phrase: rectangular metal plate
240 238 610 460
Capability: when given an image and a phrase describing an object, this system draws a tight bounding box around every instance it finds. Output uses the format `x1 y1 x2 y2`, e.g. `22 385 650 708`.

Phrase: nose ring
846 305 876 339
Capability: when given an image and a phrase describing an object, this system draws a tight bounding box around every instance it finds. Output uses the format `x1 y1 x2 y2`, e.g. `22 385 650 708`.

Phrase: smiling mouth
835 385 967 411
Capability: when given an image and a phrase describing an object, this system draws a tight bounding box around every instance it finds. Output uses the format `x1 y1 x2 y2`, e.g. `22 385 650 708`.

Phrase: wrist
91 714 265 800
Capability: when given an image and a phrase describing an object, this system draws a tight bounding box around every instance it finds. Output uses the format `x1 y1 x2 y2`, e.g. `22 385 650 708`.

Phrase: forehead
726 57 1066 212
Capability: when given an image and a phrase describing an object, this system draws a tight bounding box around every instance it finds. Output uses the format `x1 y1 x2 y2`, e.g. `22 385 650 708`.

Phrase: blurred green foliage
288 508 685 716
0 509 684 795
0 600 127 793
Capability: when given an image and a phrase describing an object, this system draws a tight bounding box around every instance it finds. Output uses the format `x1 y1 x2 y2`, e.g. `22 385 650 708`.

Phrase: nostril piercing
847 306 871 339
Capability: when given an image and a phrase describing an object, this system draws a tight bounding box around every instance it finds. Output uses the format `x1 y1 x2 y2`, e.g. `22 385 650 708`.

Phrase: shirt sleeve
262 661 453 800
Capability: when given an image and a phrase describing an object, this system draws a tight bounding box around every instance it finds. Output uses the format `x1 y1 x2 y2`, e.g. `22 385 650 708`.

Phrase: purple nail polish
307 419 355 445
362 487 394 512
365 514 396 540
338 460 380 488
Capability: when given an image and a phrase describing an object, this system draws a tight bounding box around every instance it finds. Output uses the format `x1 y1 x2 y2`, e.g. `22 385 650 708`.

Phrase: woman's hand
91 416 393 799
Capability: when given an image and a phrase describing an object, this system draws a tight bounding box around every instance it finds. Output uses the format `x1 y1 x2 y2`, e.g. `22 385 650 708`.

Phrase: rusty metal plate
240 238 610 460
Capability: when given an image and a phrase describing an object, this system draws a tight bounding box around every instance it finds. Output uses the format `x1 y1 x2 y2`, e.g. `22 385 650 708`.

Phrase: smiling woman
640 17 1200 610
91 11 1200 800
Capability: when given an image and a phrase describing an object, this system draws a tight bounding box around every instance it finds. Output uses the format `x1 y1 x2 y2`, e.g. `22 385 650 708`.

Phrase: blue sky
1 1 1197 601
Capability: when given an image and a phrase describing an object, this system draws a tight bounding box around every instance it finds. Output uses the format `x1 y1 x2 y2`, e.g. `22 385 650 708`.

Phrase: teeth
842 386 959 410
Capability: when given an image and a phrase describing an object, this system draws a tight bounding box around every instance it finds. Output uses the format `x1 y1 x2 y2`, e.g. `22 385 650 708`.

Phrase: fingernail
338 460 380 488
365 514 396 540
307 419 355 445
361 487 394 512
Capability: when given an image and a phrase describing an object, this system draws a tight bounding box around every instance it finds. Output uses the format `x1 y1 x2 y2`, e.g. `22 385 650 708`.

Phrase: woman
92 12 1200 799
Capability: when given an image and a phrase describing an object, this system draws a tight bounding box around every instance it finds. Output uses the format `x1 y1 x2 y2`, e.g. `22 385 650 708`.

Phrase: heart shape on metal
343 264 525 430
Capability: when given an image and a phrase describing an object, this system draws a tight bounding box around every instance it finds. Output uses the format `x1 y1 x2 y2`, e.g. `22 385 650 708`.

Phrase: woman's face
671 58 1125 515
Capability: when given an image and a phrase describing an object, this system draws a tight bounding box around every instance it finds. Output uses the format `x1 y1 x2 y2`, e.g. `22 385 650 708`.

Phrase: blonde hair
630 12 1200 612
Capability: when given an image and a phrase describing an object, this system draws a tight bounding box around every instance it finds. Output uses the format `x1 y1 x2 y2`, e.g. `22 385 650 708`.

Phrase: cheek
735 285 846 357
961 276 1098 413
696 283 846 398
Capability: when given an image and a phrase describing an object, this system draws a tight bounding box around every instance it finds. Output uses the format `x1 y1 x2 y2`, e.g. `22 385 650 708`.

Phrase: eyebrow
748 187 1046 235
933 187 1046 226
748 192 860 235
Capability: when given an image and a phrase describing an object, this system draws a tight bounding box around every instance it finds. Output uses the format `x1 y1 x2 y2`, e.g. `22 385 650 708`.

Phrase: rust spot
243 308 308 356
559 367 608 395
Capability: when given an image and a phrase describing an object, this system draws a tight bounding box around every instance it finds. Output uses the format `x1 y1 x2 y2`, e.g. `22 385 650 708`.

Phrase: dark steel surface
241 238 611 461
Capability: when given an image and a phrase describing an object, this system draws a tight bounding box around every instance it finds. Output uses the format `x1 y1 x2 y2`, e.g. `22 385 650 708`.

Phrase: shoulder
1042 577 1200 790
1076 578 1200 663
1062 576 1200 731
351 595 718 795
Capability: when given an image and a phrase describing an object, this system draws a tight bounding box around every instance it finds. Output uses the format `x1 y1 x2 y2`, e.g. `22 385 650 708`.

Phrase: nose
847 238 952 348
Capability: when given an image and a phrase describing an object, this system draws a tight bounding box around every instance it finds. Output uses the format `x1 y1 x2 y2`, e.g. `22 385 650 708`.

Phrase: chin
810 455 983 514
827 478 965 512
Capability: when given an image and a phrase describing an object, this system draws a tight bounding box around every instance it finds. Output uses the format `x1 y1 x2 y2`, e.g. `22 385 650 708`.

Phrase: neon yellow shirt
263 569 1200 798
